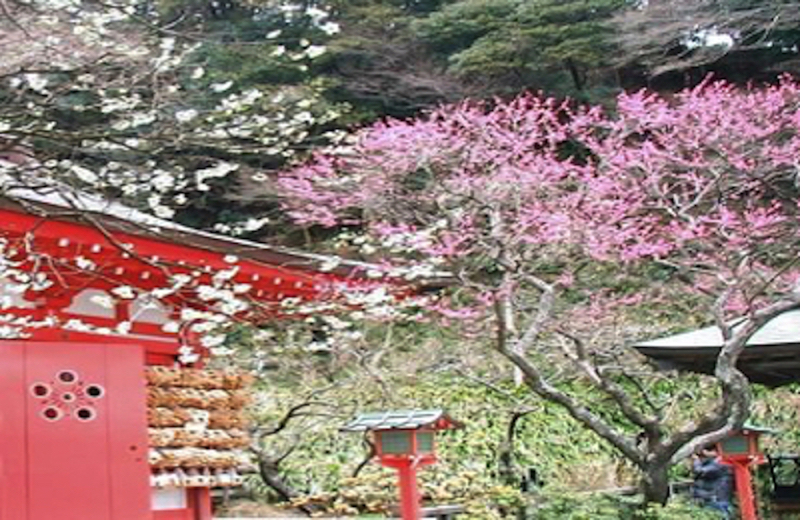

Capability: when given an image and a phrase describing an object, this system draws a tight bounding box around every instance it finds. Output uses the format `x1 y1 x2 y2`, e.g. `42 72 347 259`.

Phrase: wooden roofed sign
341 409 463 432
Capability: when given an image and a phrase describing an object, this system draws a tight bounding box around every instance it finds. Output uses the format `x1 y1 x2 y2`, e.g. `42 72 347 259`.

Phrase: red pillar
396 461 421 520
730 460 758 520
191 488 214 520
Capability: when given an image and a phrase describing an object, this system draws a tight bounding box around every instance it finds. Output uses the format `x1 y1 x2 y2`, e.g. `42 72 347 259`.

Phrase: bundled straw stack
146 366 253 488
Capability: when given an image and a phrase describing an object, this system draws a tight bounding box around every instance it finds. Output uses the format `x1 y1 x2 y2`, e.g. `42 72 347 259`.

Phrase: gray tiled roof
341 409 461 431
740 423 777 435
635 309 800 349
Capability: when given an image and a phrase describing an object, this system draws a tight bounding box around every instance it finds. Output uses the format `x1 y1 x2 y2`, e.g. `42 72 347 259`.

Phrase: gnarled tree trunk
642 461 671 506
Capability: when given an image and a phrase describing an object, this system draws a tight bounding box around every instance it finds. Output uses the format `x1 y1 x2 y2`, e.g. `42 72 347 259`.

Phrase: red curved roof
0 188 446 344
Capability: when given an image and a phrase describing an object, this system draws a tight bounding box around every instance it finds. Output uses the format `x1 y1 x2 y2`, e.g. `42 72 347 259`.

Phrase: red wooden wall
0 342 151 520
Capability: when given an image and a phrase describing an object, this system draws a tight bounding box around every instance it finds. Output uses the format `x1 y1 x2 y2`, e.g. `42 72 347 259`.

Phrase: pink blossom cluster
278 78 800 316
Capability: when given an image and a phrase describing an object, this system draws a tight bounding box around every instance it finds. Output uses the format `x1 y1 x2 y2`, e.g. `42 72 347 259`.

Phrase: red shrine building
0 185 395 520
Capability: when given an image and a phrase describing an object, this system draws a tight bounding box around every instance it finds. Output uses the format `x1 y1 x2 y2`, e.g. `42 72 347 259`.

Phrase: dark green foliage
316 1 467 118
319 0 800 111
413 0 628 94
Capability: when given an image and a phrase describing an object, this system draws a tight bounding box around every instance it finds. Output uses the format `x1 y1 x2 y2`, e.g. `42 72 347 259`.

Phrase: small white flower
90 293 114 309
179 350 200 364
75 256 96 270
233 283 251 294
24 73 49 93
160 37 176 51
154 205 175 218
213 267 239 283
150 170 175 191
319 257 341 272
191 67 205 79
131 111 157 127
305 6 327 21
210 80 233 93
200 334 225 348
191 321 217 333
116 321 132 334
64 319 91 332
112 120 131 131
111 285 136 299
151 287 174 298
196 162 239 191
266 29 281 39
323 316 350 330
70 164 98 184
218 298 249 315
244 217 269 231
162 321 180 333
197 285 221 301
305 45 326 59
175 109 199 123
180 308 205 321
320 21 340 35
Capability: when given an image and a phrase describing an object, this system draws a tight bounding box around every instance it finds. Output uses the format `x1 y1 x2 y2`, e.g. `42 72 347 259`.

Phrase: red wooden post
730 460 758 520
191 488 214 520
0 342 27 520
716 427 774 520
397 461 422 520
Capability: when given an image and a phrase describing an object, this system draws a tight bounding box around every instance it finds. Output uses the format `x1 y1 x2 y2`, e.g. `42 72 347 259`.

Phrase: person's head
699 444 719 459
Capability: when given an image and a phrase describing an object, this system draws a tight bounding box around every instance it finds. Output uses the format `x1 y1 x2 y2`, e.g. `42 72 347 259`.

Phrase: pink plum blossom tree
278 78 800 504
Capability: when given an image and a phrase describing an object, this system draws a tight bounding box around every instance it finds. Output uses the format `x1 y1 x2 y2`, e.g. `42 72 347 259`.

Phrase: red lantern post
342 410 463 520
715 425 775 520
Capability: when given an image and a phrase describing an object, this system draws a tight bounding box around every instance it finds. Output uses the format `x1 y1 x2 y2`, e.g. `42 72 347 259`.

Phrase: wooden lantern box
716 425 773 463
0 189 400 520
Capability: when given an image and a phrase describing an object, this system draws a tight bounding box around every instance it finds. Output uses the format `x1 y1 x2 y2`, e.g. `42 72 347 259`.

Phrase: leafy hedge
238 323 800 518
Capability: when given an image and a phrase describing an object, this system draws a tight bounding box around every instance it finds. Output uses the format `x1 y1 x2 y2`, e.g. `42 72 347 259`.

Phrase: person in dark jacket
692 445 734 518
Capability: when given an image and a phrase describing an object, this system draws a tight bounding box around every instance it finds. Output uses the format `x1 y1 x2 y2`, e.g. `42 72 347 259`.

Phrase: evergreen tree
413 0 628 95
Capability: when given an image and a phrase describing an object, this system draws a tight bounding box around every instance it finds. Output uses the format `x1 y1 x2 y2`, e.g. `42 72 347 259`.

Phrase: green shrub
530 490 721 520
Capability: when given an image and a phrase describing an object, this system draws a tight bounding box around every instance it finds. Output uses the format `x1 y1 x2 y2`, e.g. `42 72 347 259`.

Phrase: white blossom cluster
0 0 394 363
1 0 351 225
